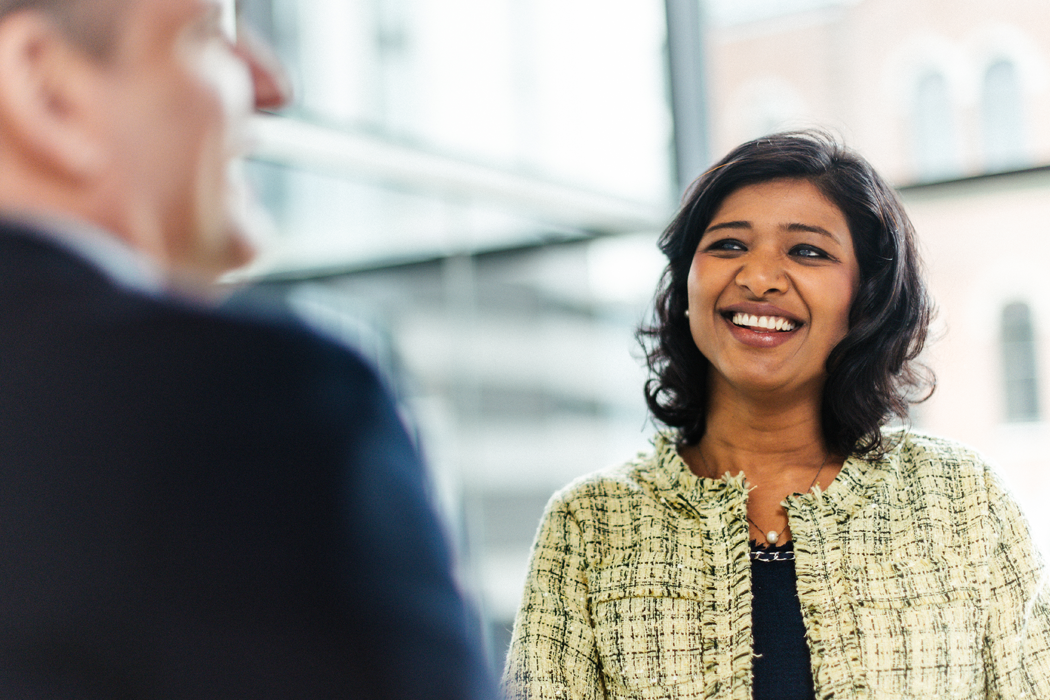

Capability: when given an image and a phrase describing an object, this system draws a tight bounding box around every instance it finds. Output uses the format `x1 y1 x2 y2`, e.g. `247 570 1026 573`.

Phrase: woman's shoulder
543 432 687 513
872 427 1002 498
858 429 1035 561
881 428 990 471
548 450 658 505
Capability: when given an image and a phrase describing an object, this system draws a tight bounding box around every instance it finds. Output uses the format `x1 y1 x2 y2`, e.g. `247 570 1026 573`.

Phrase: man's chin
223 226 258 273
218 167 275 277
162 230 256 301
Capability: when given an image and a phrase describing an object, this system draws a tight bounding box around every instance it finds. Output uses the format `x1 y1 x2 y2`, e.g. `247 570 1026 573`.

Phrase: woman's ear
0 10 109 182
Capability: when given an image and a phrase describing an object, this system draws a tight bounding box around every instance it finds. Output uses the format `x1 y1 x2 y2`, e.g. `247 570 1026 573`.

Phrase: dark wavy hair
640 131 934 459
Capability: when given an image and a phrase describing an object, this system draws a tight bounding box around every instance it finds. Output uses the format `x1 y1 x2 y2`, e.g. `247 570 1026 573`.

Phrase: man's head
0 0 288 288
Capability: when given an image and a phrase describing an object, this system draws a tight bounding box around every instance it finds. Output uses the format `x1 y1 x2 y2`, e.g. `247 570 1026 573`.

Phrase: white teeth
731 312 797 332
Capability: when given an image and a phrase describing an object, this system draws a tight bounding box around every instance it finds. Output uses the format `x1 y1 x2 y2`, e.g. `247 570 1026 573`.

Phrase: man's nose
234 25 291 111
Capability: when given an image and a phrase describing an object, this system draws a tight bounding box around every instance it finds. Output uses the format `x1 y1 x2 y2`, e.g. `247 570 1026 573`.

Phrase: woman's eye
791 245 829 259
705 238 746 253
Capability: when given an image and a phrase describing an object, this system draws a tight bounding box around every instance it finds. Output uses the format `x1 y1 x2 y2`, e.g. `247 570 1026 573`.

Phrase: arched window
1001 301 1041 422
980 59 1027 171
912 71 959 181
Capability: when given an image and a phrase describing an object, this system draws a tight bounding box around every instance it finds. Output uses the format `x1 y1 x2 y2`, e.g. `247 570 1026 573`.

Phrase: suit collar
0 212 165 297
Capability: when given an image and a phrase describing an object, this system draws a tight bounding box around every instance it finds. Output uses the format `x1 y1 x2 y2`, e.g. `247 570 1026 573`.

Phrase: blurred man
0 0 495 698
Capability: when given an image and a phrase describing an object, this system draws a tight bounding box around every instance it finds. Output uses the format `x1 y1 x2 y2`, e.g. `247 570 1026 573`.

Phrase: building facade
705 0 1050 549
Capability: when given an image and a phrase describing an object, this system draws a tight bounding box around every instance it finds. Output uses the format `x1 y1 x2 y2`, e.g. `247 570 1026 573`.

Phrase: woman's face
686 178 861 400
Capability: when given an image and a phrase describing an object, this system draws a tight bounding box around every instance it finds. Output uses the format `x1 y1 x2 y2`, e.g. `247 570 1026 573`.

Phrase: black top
750 540 815 700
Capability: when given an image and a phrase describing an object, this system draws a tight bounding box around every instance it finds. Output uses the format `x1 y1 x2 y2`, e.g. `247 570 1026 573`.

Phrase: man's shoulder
0 223 403 447
180 292 369 366
154 292 388 407
0 220 365 364
0 227 388 409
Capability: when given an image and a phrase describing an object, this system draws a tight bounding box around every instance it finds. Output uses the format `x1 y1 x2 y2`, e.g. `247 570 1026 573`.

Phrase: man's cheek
197 44 255 146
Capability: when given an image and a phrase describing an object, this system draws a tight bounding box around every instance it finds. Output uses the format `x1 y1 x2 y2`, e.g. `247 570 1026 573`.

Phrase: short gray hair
0 0 125 57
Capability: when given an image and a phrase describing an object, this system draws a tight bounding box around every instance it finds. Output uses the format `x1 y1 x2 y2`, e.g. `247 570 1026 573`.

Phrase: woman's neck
679 376 844 546
687 380 829 483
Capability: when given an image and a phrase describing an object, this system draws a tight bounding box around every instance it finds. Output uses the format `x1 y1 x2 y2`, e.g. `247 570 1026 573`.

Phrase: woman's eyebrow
704 221 839 240
783 222 838 240
704 220 751 233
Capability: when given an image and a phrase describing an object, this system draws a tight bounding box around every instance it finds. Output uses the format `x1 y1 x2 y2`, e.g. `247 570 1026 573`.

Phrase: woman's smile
728 313 798 332
718 301 806 348
686 178 861 395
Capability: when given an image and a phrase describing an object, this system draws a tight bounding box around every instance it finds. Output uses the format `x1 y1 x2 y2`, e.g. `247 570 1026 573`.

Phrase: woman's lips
727 312 798 332
721 312 801 348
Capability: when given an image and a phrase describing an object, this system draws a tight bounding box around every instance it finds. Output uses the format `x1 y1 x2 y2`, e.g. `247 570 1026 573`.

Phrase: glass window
1001 301 1041 423
234 0 672 276
980 59 1027 172
238 0 672 204
913 71 959 180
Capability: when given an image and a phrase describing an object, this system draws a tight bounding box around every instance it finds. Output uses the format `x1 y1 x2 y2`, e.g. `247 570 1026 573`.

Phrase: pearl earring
684 309 690 318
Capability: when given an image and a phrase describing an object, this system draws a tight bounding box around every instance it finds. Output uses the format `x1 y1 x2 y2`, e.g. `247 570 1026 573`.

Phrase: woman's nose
734 252 788 297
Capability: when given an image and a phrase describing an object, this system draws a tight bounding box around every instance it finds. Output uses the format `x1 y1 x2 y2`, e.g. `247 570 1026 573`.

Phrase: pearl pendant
766 530 779 545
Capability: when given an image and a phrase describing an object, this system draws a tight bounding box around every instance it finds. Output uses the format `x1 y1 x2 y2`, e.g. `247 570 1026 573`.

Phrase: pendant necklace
697 447 829 546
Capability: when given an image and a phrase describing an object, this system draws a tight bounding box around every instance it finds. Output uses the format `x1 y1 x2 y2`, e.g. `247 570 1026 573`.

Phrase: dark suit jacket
0 222 494 699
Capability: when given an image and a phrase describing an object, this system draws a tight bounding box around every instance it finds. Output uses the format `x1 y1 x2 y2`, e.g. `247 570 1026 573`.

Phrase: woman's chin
711 368 824 404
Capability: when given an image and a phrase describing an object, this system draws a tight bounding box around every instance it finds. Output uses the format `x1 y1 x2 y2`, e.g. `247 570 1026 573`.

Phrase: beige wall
900 171 1050 539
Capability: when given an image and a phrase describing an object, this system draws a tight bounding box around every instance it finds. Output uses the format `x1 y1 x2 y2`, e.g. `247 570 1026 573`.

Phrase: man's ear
0 11 109 182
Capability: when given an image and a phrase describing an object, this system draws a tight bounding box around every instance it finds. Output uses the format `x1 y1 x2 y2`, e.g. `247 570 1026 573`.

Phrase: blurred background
234 0 1050 672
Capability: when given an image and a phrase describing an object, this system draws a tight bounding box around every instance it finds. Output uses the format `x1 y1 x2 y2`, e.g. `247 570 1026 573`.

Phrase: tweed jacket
502 430 1050 700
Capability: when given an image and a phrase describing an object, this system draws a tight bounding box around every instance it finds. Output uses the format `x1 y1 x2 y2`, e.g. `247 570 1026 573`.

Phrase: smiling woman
686 179 860 408
646 132 931 459
502 132 1050 700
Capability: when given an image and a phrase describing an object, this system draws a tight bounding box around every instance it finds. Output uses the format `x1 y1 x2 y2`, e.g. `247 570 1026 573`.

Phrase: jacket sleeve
982 464 1050 697
502 494 604 700
333 353 497 700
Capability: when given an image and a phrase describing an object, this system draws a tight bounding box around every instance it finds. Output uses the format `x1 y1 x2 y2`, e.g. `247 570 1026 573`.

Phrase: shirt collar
4 211 166 296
